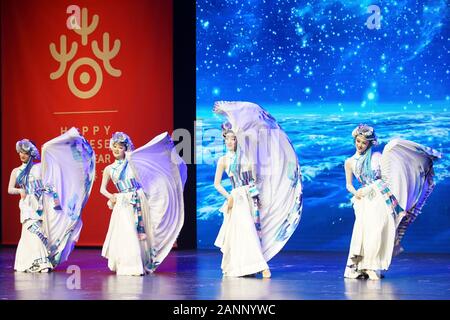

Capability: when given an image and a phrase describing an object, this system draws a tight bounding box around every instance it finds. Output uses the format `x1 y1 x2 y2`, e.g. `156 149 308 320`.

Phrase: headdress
352 124 378 146
109 132 135 151
221 122 234 138
16 139 40 160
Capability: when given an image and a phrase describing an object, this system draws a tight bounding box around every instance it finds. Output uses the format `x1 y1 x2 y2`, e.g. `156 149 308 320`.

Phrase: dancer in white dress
101 132 187 276
8 140 52 272
213 101 303 278
8 128 95 272
214 125 270 277
344 124 441 280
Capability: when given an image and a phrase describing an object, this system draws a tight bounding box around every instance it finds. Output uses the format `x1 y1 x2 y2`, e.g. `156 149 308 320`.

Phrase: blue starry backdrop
196 0 450 253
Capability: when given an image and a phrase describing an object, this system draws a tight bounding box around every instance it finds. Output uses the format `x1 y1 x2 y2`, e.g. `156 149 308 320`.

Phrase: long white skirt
102 190 151 276
344 183 399 278
15 219 52 272
215 186 268 277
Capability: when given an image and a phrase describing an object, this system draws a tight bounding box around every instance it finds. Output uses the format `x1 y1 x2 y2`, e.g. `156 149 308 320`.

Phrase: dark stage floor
1 247 449 300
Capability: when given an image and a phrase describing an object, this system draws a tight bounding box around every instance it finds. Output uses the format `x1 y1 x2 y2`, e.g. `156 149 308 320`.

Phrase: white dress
215 154 269 277
344 152 399 277
102 159 150 276
102 132 187 276
14 164 53 272
344 139 441 278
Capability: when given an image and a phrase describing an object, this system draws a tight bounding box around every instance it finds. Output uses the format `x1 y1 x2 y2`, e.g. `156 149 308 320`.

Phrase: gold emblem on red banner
50 7 121 99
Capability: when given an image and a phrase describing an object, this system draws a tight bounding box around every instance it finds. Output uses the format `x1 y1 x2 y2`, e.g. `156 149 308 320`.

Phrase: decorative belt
114 178 141 193
24 179 44 196
229 171 253 189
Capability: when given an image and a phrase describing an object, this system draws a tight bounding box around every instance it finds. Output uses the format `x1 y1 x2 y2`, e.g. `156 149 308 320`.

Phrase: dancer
101 131 187 276
344 124 441 280
8 128 95 272
213 101 303 278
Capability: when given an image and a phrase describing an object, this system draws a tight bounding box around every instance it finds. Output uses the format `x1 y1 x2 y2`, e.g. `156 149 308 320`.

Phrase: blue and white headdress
221 121 234 138
352 124 378 146
16 139 40 160
109 132 135 151
352 124 379 183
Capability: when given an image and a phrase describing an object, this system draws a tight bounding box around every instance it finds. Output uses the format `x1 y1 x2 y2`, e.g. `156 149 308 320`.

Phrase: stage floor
1 247 449 300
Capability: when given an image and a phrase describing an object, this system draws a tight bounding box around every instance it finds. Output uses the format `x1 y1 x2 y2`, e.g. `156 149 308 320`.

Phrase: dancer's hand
19 189 26 200
138 233 147 241
214 101 225 109
227 196 234 211
355 189 364 199
110 194 117 205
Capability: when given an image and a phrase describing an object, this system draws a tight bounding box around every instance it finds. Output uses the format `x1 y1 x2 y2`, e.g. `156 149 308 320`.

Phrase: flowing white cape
214 101 303 261
129 132 187 270
41 127 96 266
380 138 441 251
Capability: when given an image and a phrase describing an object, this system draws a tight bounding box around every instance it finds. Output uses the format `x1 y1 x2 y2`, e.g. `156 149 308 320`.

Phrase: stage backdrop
196 0 450 253
1 0 173 245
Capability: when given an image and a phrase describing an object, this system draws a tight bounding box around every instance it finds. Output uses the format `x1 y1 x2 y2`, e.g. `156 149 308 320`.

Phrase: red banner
1 0 173 245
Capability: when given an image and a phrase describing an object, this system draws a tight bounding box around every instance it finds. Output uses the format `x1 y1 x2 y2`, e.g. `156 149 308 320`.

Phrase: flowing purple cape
129 132 187 271
380 138 441 253
41 127 95 266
